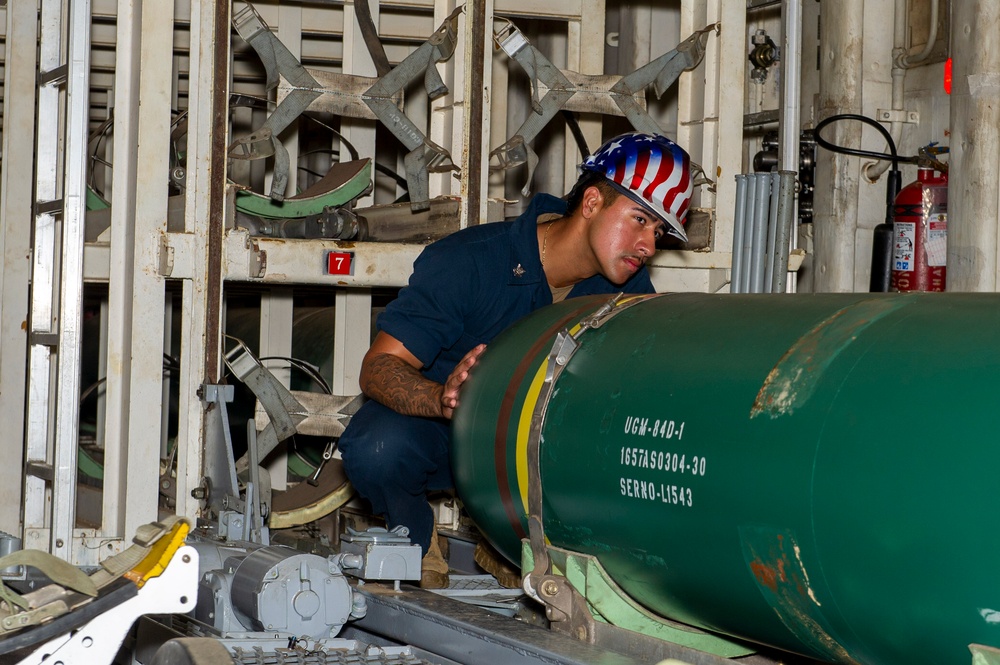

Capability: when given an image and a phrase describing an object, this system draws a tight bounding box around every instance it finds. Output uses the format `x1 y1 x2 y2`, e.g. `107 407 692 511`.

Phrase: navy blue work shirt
377 193 656 384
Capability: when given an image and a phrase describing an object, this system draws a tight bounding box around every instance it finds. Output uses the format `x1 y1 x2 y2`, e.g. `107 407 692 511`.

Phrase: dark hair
563 173 620 214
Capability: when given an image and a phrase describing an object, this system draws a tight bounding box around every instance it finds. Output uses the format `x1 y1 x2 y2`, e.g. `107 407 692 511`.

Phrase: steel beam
948 0 1000 291
349 585 649 665
0 0 37 535
176 0 230 521
102 0 143 548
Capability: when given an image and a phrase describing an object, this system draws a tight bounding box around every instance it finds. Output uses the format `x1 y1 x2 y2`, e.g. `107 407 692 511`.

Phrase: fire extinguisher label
926 214 948 267
893 221 916 271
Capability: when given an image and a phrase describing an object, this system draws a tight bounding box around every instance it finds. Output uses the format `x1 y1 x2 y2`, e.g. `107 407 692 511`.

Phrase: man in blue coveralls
338 132 695 587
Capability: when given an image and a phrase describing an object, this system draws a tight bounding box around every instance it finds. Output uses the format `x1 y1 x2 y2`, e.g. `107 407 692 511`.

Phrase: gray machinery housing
192 541 367 638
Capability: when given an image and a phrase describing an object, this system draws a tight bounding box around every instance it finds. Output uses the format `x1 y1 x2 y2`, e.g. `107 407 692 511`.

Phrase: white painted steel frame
222 233 424 288
333 0 380 396
257 5 303 489
117 0 174 545
176 0 228 521
102 0 143 556
259 289 293 490
0 0 38 535
948 0 1000 291
679 0 745 271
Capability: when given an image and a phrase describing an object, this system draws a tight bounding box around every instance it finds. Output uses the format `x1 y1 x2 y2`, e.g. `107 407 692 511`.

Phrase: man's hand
441 344 486 419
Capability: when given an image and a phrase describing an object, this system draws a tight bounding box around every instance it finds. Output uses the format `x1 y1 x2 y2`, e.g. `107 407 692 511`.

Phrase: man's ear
581 185 604 218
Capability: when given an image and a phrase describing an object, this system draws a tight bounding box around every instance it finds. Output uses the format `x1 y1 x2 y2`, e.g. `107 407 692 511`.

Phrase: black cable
258 356 333 395
813 113 905 292
561 110 590 159
79 355 181 405
299 147 410 190
299 115 361 161
298 166 326 179
813 113 915 168
88 112 115 196
353 0 392 78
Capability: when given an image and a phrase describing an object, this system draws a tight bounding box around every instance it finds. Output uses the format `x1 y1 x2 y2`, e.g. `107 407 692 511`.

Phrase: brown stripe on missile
493 298 604 541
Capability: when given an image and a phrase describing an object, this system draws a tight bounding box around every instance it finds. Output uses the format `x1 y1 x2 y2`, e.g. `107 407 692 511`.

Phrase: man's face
587 190 665 285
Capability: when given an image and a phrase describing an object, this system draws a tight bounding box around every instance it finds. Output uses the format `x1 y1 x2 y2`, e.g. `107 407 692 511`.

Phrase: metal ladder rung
25 462 53 482
39 64 68 87
35 199 64 215
29 332 59 347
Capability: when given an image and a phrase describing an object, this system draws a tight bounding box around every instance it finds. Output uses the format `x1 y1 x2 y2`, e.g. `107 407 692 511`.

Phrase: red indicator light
944 57 952 95
327 251 354 275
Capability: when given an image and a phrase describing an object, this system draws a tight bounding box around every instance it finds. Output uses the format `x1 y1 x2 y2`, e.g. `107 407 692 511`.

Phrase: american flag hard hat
580 132 692 242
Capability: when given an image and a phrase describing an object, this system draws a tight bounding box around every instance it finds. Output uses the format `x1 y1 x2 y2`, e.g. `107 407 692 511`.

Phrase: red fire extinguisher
891 167 948 292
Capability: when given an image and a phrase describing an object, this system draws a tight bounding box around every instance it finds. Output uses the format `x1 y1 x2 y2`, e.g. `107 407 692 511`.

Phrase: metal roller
452 292 1000 665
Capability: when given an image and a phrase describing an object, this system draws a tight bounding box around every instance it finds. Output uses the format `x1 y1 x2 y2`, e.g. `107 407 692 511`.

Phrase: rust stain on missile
749 560 782 592
751 297 912 419
742 527 857 663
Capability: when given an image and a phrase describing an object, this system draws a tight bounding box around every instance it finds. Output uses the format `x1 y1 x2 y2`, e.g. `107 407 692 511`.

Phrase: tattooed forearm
361 353 444 418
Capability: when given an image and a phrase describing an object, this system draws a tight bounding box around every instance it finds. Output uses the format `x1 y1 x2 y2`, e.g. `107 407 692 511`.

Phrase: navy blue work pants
338 399 453 555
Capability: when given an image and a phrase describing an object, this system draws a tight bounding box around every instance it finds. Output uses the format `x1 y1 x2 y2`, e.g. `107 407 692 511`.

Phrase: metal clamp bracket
522 294 649 636
224 336 305 461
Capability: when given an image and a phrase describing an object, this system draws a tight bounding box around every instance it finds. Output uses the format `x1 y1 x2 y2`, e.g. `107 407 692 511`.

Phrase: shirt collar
507 194 568 286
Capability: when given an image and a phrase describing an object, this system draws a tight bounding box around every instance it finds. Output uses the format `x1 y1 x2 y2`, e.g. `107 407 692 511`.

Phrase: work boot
420 528 450 589
474 540 522 589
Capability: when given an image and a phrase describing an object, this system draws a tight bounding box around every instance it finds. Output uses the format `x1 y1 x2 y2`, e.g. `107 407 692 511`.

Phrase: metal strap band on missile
523 293 635 642
490 22 718 196
521 543 756 658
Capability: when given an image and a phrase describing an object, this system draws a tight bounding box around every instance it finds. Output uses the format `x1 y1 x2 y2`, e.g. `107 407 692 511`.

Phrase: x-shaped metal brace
362 6 463 211
228 2 323 202
228 2 462 212
490 21 718 196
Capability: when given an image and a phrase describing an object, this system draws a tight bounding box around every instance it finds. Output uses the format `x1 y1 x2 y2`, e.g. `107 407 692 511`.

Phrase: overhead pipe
778 0 802 175
778 0 802 293
865 0 940 182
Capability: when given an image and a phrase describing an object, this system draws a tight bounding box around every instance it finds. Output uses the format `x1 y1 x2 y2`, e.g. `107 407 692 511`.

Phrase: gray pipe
742 175 759 292
770 171 798 293
749 173 771 293
764 171 781 292
732 175 749 293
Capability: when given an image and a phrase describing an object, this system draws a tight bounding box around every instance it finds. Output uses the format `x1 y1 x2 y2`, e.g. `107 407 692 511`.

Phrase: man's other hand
441 343 486 419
